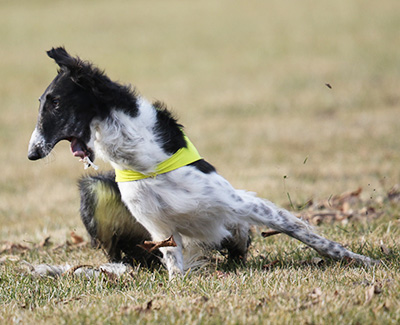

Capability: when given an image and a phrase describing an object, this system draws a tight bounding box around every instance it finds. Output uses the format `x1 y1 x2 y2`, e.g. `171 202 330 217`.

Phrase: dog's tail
238 193 378 266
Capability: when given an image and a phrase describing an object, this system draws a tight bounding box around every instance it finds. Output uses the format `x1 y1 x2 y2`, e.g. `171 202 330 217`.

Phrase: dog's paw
345 253 380 268
168 266 184 280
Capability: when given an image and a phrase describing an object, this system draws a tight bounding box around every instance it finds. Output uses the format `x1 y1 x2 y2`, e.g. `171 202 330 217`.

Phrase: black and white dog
28 47 377 278
78 171 249 267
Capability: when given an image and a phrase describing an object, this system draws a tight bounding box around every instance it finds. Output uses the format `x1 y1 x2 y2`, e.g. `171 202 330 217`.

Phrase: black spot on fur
203 186 214 195
188 159 216 174
284 230 295 237
278 210 288 221
235 195 244 203
333 250 342 257
153 101 186 154
328 242 337 250
283 224 299 233
261 205 271 216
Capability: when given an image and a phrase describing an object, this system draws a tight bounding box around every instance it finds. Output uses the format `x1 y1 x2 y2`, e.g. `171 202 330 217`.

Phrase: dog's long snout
28 127 47 160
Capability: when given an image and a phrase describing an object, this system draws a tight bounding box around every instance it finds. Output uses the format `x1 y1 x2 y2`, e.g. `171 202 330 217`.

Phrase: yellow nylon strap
115 135 202 182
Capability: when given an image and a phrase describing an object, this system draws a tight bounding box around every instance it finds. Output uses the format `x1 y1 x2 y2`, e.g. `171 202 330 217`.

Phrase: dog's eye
51 98 60 107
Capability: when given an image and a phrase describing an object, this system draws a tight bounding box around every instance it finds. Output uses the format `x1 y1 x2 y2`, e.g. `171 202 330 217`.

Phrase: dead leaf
55 297 82 305
309 287 322 303
257 297 269 308
70 232 85 245
365 284 382 304
121 300 154 314
52 242 67 251
296 288 323 311
0 255 20 264
380 241 391 255
0 242 30 254
101 269 119 283
387 184 400 202
297 186 389 226
341 201 350 213
215 270 229 279
120 306 132 314
374 283 383 294
310 257 324 266
145 300 153 311
340 187 362 201
383 299 391 311
299 257 324 266
37 236 51 248
137 235 177 253
365 285 375 304
262 260 279 270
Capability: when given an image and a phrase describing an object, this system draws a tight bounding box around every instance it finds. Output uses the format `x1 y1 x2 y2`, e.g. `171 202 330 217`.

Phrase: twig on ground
138 235 177 253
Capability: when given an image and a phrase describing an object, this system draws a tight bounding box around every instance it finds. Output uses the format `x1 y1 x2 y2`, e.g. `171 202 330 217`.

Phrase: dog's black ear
47 47 80 72
47 47 110 97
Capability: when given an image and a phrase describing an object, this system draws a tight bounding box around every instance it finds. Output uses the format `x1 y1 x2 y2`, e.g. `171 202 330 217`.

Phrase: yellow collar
115 134 202 182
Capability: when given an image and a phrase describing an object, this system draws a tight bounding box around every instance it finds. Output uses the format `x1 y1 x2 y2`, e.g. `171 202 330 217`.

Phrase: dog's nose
28 147 43 160
28 143 46 160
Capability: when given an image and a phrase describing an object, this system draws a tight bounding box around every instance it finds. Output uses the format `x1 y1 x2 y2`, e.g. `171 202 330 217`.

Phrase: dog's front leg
158 233 184 278
117 182 185 277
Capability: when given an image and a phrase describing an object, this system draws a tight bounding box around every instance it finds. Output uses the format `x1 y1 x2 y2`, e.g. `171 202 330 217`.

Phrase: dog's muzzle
28 128 48 160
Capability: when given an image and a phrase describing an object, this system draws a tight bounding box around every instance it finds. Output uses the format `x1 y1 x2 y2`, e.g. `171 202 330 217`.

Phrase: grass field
1 0 400 323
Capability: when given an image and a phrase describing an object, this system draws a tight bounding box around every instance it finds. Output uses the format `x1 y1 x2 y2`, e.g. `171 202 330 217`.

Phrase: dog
28 47 377 278
79 171 250 267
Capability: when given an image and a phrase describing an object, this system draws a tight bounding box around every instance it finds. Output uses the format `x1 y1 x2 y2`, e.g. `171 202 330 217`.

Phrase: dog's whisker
44 149 56 165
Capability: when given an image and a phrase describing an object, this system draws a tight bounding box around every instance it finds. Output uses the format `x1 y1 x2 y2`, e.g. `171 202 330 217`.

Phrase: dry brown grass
1 0 400 323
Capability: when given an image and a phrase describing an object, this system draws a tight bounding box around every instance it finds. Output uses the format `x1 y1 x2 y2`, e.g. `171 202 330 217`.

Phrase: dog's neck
91 97 174 174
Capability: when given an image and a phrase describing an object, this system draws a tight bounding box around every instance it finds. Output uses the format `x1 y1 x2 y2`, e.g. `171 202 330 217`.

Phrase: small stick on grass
138 235 177 253
261 230 281 238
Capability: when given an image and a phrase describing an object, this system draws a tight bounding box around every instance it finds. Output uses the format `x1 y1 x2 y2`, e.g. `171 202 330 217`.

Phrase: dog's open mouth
69 137 89 159
67 137 98 170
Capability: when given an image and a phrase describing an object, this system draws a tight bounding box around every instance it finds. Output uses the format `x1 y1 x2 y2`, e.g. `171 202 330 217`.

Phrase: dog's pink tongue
70 138 86 159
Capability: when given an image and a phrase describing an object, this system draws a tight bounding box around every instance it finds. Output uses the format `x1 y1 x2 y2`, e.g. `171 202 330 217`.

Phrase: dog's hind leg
222 225 251 263
242 196 378 266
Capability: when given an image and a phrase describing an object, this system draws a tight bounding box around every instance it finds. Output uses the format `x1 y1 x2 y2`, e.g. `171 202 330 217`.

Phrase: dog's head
28 47 107 162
